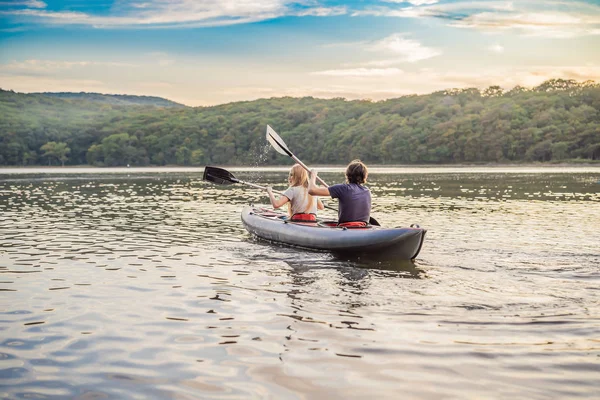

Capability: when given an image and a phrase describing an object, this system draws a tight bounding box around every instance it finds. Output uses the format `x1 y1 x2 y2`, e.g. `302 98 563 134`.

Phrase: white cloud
312 67 403 77
368 33 441 63
406 0 439 4
0 27 27 32
356 1 600 38
0 59 136 73
294 6 347 17
138 81 173 89
131 2 152 9
225 64 600 104
355 1 516 18
0 75 105 92
488 44 504 53
0 0 46 8
383 0 439 4
449 11 600 38
403 65 600 91
2 0 347 28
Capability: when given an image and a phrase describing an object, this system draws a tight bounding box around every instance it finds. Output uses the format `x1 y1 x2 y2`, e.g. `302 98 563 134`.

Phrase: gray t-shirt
328 183 371 223
283 186 318 215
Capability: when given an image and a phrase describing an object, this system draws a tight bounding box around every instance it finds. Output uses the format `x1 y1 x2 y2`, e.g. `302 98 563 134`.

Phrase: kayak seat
318 221 339 228
338 221 369 228
290 213 317 222
317 221 372 229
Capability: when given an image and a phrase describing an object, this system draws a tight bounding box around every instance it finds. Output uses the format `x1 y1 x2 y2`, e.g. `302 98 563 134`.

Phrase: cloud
221 64 600 104
488 44 504 53
406 0 439 4
354 1 516 18
0 0 46 8
327 34 441 68
401 65 600 91
0 27 28 32
144 52 176 66
3 63 599 106
356 1 600 38
138 81 173 89
368 33 441 63
0 60 137 77
312 67 403 77
449 10 600 38
2 0 347 28
0 75 105 92
294 6 347 17
383 0 439 4
4 0 599 38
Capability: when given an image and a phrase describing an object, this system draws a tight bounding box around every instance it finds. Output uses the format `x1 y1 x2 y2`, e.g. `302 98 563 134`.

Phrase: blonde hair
287 164 315 216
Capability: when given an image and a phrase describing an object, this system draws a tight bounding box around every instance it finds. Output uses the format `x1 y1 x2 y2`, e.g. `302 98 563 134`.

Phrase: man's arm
308 169 330 197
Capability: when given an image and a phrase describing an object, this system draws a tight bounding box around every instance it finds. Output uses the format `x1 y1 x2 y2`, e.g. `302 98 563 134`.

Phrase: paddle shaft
290 154 329 187
236 179 284 196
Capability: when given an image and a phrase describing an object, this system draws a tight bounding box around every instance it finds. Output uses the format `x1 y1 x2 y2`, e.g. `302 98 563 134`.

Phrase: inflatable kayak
241 206 426 260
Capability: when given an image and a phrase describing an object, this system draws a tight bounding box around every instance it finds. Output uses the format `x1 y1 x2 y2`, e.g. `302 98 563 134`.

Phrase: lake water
1 166 599 399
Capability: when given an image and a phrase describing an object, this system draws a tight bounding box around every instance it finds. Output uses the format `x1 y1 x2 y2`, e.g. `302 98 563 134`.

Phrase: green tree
2 80 600 167
86 144 104 166
40 141 70 166
100 133 138 166
551 142 569 160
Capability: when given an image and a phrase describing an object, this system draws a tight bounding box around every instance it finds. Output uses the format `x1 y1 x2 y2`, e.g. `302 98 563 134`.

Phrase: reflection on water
0 167 599 399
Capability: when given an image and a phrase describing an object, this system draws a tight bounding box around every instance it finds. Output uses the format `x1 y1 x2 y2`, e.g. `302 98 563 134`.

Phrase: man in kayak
266 164 324 221
308 159 371 227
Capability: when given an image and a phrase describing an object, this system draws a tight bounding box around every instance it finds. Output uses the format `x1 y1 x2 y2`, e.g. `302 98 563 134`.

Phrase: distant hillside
33 91 187 108
1 79 599 166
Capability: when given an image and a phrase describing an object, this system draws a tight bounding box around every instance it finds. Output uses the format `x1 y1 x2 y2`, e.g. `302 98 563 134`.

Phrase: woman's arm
266 187 289 209
316 198 324 210
308 169 330 197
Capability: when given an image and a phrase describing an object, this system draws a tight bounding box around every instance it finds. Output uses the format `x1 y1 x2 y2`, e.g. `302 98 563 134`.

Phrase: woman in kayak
308 159 371 227
266 164 324 221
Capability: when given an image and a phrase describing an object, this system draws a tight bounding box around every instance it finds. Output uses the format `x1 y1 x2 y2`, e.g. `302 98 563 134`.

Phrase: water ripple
0 168 598 398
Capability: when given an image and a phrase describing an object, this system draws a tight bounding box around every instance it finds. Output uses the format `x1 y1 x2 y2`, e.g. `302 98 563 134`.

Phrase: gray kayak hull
241 206 426 260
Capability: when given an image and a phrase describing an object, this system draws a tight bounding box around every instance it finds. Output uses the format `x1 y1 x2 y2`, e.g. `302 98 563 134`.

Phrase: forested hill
31 92 186 107
1 79 599 167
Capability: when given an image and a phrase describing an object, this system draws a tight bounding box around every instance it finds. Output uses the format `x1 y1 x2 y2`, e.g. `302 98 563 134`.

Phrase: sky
1 0 599 106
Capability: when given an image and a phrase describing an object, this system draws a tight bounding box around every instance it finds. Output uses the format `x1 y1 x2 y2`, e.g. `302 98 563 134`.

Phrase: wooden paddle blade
203 166 239 185
266 125 293 157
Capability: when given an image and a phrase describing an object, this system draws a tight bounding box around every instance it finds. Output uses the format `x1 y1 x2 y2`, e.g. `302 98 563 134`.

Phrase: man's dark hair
345 159 368 184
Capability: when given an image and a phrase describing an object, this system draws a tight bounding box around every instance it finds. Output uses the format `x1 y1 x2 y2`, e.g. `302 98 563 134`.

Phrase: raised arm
308 169 330 197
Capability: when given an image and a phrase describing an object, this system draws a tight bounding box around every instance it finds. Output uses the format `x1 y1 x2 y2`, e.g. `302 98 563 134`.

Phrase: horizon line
2 78 597 108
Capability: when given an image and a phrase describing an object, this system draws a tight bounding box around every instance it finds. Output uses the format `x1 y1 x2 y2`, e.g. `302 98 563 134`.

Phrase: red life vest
338 221 368 228
291 213 317 222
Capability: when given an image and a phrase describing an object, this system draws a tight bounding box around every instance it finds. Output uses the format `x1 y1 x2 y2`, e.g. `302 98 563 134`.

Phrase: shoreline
1 161 599 170
1 164 600 177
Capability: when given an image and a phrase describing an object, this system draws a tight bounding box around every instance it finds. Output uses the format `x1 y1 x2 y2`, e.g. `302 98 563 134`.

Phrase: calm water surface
1 167 599 399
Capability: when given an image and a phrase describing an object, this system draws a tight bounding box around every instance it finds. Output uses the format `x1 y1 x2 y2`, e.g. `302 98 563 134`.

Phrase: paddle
203 166 339 213
266 125 329 187
203 166 283 193
265 125 380 226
